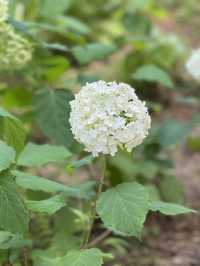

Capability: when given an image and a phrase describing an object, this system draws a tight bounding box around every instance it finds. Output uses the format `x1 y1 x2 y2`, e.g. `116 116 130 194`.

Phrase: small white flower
69 81 151 156
0 0 8 22
0 22 33 70
186 48 200 82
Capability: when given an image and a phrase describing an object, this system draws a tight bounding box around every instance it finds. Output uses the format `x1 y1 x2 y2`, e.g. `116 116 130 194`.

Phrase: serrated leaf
0 171 28 234
0 108 26 155
72 43 116 65
26 194 66 214
96 182 150 237
60 248 103 266
0 231 31 250
150 201 196 215
0 142 16 172
132 64 174 89
17 143 71 167
33 89 74 147
33 248 103 266
3 117 27 156
15 171 95 199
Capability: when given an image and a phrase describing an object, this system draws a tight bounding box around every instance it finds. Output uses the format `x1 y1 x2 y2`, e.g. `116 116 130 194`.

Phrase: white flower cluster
69 81 151 156
0 0 32 70
186 48 200 82
0 23 33 70
0 0 8 22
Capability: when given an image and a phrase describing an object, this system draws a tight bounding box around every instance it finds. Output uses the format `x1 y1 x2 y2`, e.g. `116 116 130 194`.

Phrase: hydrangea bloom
186 49 200 82
0 22 32 70
69 81 151 156
0 0 8 22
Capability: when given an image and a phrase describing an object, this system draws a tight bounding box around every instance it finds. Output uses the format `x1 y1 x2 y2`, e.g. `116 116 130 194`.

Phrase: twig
82 156 106 249
86 230 111 248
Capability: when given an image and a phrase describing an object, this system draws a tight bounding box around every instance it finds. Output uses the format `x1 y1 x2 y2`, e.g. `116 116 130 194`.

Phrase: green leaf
3 88 32 108
17 143 71 167
0 108 26 155
26 194 66 214
146 185 161 202
33 89 74 147
57 16 90 35
158 119 193 148
40 0 70 18
0 142 16 172
72 43 116 65
127 0 150 10
123 12 151 35
41 56 70 82
15 171 95 199
96 182 150 237
60 248 103 266
0 231 31 250
15 171 72 193
132 64 174 89
159 175 184 204
33 248 103 266
108 152 138 179
67 155 94 172
150 201 196 215
0 171 28 234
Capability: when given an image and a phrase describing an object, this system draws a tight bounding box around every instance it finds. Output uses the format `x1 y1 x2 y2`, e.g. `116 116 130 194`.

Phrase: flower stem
82 156 106 249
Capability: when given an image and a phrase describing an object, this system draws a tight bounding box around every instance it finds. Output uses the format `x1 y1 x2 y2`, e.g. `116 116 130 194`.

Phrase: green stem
82 156 106 249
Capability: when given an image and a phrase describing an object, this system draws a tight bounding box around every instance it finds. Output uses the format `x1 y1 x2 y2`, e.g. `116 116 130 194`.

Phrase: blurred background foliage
0 0 200 265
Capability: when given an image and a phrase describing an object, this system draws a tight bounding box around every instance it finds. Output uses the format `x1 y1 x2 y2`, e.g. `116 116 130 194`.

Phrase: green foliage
60 248 103 266
33 89 74 148
132 64 174 89
0 108 26 155
15 171 95 199
41 56 70 82
67 155 94 173
15 171 74 193
159 175 184 204
158 119 193 148
150 201 195 215
0 171 28 234
72 43 117 65
40 0 71 18
0 142 16 172
0 231 31 250
17 143 71 167
96 182 150 237
0 0 197 264
34 248 103 266
26 194 66 214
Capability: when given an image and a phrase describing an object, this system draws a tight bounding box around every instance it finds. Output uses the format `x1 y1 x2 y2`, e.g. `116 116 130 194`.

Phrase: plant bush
0 0 198 265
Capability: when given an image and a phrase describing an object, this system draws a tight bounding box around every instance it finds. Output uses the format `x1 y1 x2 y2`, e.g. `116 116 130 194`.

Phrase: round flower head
0 22 33 70
69 81 151 156
0 0 8 22
186 48 200 82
